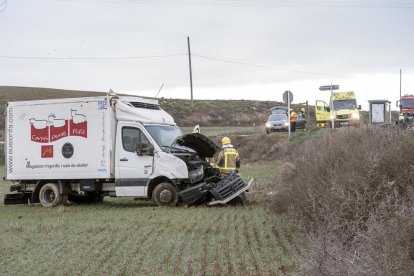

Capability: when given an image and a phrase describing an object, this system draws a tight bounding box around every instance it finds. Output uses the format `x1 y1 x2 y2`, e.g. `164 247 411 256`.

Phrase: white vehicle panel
6 97 113 180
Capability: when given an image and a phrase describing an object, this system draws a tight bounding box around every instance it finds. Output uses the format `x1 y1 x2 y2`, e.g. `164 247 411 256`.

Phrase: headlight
283 122 289 127
330 114 336 119
351 113 360 119
265 122 272 128
189 165 204 184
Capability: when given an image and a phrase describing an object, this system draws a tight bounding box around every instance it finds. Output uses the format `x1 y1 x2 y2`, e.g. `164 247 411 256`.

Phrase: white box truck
4 94 250 207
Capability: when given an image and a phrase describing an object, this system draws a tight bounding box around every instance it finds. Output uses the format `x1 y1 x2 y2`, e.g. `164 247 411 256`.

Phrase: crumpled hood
175 133 221 159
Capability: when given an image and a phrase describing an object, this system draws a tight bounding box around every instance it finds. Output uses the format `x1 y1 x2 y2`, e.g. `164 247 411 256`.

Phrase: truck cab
397 94 414 125
315 91 361 127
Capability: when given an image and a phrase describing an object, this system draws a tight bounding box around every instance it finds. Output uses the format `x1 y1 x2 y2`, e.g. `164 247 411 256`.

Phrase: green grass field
0 164 300 275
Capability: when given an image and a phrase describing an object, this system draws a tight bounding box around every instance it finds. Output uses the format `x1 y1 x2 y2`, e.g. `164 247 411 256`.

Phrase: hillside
0 86 285 129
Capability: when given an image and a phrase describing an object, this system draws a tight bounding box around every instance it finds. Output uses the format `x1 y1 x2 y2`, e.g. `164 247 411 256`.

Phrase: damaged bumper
207 175 253 206
178 173 253 206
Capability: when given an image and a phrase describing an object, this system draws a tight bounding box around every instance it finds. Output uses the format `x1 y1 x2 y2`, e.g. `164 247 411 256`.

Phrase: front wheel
39 183 66 207
152 182 178 207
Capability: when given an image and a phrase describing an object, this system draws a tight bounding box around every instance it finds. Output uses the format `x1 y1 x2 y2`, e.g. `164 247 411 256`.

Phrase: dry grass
272 126 414 275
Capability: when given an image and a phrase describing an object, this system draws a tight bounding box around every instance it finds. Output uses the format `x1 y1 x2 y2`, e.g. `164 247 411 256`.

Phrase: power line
55 0 414 9
0 53 186 60
192 53 348 77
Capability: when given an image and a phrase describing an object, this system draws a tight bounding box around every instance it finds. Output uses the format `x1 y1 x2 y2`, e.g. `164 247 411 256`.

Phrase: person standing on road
215 136 240 178
290 109 297 132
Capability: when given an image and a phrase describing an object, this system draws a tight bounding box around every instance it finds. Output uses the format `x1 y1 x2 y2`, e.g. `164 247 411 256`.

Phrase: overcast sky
1 0 414 109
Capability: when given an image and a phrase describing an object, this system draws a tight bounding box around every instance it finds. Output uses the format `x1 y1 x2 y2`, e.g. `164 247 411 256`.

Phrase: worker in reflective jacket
215 136 240 178
290 110 297 132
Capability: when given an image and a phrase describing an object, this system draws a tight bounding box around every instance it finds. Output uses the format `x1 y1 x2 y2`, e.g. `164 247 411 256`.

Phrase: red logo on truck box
30 119 49 143
29 110 88 143
41 145 53 158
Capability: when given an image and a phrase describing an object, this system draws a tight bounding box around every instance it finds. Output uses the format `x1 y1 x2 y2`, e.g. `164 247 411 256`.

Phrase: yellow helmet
221 136 231 145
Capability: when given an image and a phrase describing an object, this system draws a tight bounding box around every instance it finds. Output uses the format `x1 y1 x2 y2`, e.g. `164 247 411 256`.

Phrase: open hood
175 133 221 159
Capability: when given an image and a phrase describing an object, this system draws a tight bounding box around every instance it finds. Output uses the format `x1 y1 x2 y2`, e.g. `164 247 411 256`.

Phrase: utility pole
187 36 193 103
400 69 402 100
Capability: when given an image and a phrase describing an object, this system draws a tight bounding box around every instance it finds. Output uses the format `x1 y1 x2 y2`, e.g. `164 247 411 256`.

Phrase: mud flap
4 193 30 205
207 173 253 206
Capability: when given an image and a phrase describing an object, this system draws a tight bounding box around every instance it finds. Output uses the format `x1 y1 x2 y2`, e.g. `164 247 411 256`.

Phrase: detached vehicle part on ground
4 94 251 207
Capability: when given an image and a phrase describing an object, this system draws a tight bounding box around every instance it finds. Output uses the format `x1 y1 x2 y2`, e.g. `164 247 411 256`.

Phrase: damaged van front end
170 133 251 206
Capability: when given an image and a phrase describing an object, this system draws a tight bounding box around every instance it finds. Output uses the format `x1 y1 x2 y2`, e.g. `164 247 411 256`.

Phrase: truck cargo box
5 97 114 180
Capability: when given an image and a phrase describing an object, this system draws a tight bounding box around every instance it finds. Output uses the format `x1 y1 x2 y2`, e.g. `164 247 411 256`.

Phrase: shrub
272 126 414 275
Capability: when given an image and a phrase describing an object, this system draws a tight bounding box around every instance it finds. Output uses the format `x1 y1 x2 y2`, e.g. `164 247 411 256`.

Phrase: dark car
296 113 307 130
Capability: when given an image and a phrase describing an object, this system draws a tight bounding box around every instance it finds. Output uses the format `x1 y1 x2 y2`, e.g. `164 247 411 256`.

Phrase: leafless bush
272 126 414 275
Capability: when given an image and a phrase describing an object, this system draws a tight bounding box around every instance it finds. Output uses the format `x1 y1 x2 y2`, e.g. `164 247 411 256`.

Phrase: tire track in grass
106 223 154 275
255 211 279 275
72 224 114 275
269 220 297 273
116 226 155 275
181 230 196 276
244 210 265 275
168 233 186 275
98 224 141 275
216 210 231 275
45 228 108 275
89 226 133 275
79 231 122 275
128 224 167 275
235 210 252 274
198 215 214 276
280 221 301 256
272 220 298 270
145 223 178 274
22 221 78 275
227 210 240 274
189 210 211 275
205 210 223 276
263 219 287 274
252 209 271 275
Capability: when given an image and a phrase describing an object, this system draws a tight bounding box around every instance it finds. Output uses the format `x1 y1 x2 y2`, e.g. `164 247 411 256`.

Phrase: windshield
401 99 414 108
332 99 357 110
268 114 287 121
144 125 182 149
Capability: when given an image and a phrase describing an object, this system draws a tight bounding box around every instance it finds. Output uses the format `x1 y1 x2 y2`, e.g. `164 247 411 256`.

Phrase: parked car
266 109 307 133
265 113 290 133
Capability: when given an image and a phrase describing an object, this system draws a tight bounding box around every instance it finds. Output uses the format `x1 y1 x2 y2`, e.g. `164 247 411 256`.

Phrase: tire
39 183 65 207
152 182 178 207
228 192 248 206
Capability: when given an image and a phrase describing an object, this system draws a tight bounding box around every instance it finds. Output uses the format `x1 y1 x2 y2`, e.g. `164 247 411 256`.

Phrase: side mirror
358 105 361 110
136 142 154 156
326 107 331 112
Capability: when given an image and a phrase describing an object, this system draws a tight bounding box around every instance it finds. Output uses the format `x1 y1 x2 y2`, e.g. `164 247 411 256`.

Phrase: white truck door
115 124 154 197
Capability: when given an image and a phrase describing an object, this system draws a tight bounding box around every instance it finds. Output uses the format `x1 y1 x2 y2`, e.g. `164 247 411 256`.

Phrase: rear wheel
39 183 66 207
152 182 178 207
